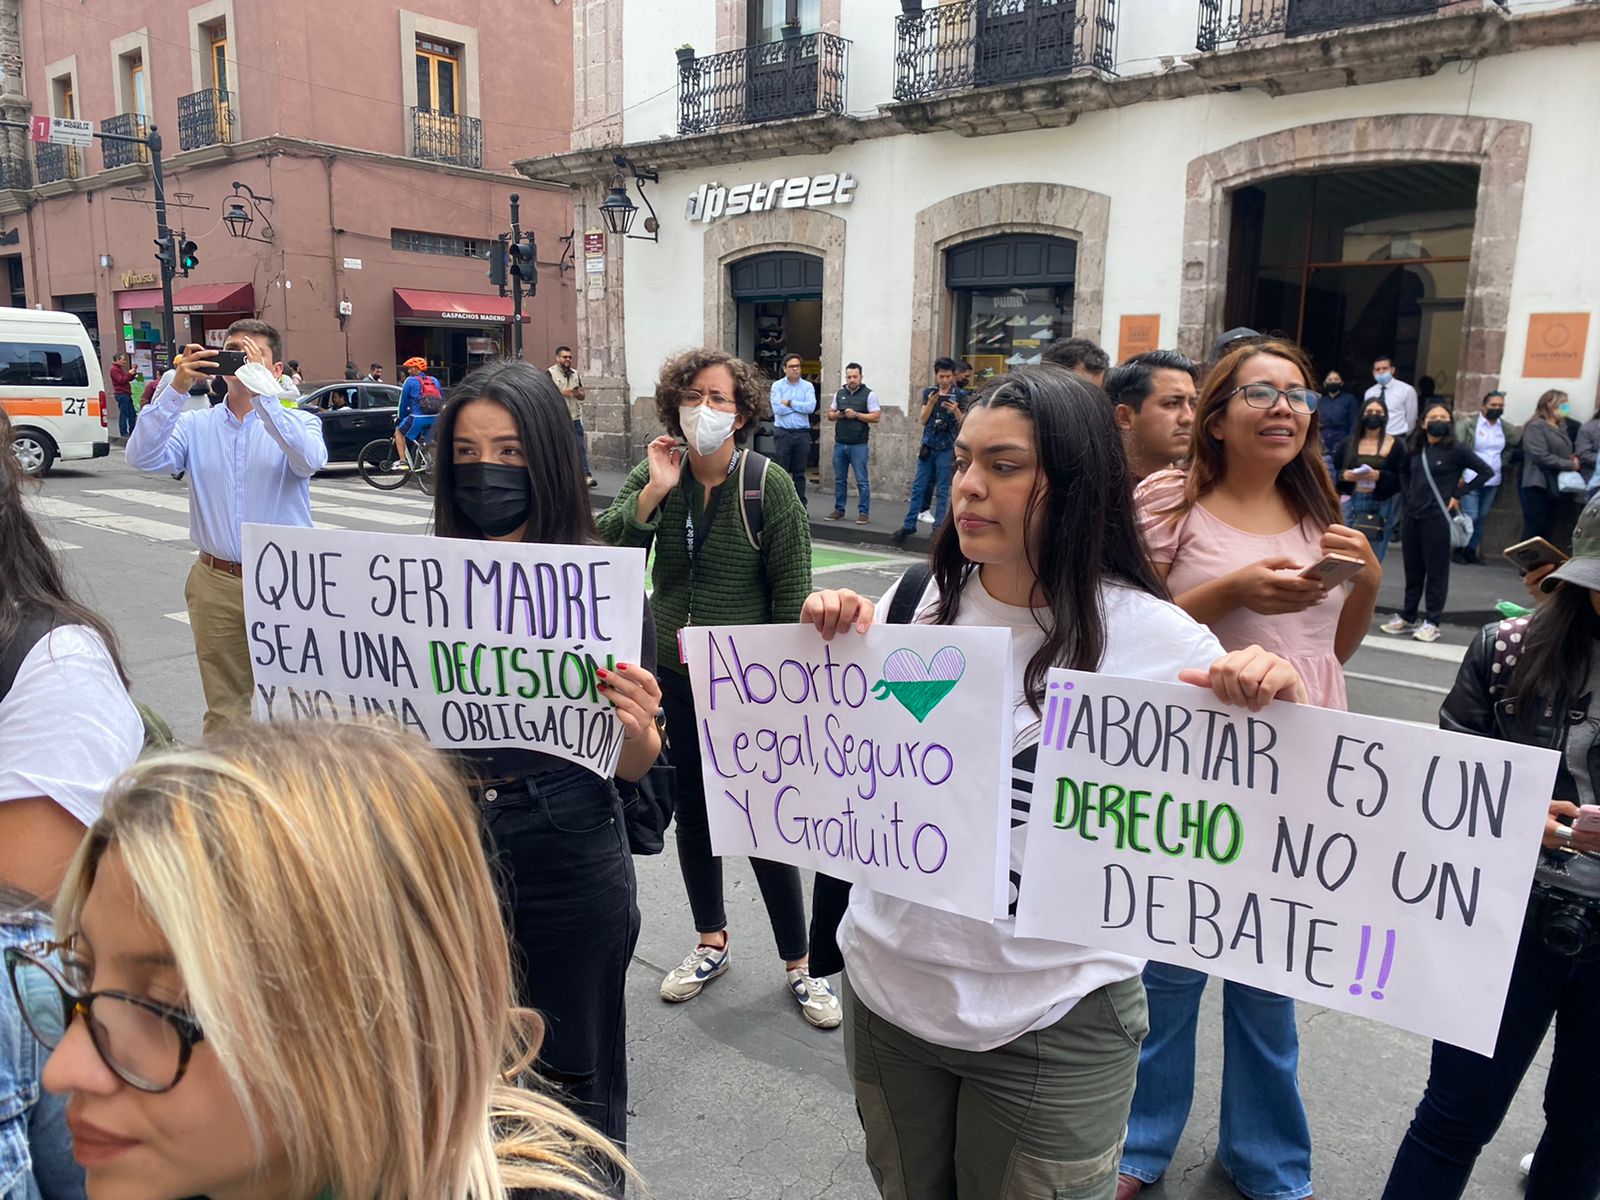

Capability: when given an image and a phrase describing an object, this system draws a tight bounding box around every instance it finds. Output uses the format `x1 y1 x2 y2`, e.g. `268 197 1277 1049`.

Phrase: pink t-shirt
1136 469 1348 711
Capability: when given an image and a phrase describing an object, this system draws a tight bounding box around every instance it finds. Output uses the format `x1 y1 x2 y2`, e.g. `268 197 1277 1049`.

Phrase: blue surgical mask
1560 402 1572 417
1374 371 1394 386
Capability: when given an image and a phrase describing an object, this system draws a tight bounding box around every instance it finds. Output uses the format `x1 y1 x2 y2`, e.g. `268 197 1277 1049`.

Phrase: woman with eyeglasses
1118 340 1380 1200
1375 401 1492 644
0 405 143 1200
596 349 834 1028
6 721 635 1200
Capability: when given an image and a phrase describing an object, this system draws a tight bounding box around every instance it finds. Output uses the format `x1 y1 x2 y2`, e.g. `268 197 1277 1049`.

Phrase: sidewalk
590 467 1530 626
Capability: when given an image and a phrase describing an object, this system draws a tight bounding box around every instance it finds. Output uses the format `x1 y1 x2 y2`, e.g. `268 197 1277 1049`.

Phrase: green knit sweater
596 455 813 674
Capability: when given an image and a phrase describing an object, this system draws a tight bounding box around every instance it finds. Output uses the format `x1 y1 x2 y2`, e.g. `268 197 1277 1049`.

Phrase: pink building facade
0 0 576 384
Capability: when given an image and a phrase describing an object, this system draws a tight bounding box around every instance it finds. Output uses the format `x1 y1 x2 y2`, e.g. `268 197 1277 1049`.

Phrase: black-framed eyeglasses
4 943 205 1094
1228 383 1320 415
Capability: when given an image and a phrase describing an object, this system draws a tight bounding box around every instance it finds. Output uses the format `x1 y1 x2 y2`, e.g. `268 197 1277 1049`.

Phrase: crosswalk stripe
85 487 191 513
27 496 191 541
79 486 427 531
48 539 81 552
312 503 429 529
1357 634 1466 664
310 483 432 511
165 611 191 625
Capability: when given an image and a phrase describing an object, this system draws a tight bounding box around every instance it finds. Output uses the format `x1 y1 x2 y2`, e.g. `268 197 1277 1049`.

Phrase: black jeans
1400 508 1453 624
1382 919 1600 1199
773 427 810 505
1521 485 1558 541
477 764 640 1151
659 667 810 961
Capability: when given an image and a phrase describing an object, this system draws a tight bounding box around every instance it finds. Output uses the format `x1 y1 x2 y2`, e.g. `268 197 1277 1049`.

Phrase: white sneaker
1379 614 1416 635
787 968 842 1029
1413 621 1441 643
917 510 935 525
1520 1151 1534 1177
659 941 730 1003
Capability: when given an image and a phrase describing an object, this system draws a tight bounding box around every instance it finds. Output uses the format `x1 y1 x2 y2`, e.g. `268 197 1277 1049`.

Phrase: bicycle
357 431 435 495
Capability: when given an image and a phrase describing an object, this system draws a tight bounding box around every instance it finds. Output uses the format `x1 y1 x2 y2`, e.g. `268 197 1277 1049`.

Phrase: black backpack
807 561 932 977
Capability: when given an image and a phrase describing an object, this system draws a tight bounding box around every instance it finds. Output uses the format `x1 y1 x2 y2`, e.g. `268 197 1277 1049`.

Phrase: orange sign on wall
1523 313 1591 379
1117 314 1161 362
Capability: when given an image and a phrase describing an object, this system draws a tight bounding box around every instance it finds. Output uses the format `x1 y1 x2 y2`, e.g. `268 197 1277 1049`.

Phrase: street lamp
222 180 275 244
598 153 659 242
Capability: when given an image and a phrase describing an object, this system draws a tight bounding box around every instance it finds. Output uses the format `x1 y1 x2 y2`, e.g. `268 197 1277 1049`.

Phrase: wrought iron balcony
177 89 236 150
1197 0 1505 52
34 142 82 184
677 31 850 136
410 107 483 169
0 155 30 190
893 0 1118 102
100 112 149 168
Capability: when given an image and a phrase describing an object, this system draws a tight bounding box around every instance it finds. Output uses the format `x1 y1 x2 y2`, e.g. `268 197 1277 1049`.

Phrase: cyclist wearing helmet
394 356 443 469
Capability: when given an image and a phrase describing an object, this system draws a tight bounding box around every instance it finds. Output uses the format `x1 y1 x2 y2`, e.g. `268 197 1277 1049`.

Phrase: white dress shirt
1366 378 1419 438
1470 414 1506 487
125 370 328 562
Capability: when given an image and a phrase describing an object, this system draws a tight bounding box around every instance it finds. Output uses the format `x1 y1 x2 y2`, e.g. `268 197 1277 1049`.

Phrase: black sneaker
891 527 910 545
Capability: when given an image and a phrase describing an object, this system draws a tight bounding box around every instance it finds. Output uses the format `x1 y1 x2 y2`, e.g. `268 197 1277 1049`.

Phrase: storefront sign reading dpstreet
684 173 857 225
685 623 1012 920
1118 314 1161 360
1015 670 1559 1055
1523 312 1591 379
241 525 645 779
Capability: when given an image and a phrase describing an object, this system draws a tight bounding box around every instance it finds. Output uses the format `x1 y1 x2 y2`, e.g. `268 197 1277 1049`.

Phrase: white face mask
679 403 738 455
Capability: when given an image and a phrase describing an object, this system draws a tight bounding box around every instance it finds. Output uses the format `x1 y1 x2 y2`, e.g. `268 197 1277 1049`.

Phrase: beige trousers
184 559 253 734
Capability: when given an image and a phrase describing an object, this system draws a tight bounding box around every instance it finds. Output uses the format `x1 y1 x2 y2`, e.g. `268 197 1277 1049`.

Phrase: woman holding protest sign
1121 339 1381 1200
12 720 634 1200
596 349 836 1029
432 360 660 1161
1379 494 1600 1200
798 364 1308 1200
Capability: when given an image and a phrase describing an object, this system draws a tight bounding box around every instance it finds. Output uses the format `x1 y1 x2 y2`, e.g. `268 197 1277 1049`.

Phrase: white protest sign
241 524 645 778
1015 669 1559 1055
685 623 1013 921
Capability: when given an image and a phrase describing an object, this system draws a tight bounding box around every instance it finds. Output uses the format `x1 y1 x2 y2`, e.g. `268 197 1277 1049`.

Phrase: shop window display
953 286 1073 384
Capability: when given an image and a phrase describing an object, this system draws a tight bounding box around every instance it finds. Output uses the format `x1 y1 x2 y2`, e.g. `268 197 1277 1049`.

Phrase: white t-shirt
839 572 1225 1052
0 626 142 826
1468 414 1506 488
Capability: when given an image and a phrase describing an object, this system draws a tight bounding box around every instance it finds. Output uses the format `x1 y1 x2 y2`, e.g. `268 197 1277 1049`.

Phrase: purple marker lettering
1371 928 1396 1000
1349 923 1371 996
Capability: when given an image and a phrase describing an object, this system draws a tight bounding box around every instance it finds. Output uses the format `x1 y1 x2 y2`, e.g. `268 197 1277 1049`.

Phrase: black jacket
1391 442 1493 516
1331 434 1407 498
1443 621 1595 805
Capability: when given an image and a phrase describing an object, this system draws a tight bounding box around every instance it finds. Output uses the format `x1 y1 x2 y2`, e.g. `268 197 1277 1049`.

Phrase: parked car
298 381 401 462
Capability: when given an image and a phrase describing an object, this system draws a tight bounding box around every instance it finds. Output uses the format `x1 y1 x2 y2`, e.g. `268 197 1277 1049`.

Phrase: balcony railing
177 89 236 151
34 143 82 184
0 155 31 190
410 108 483 169
677 32 850 135
893 0 1118 102
100 112 149 168
1197 0 1505 51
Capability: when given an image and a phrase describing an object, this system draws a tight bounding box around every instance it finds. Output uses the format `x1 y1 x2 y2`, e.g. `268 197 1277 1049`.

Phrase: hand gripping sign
684 623 1013 921
1015 669 1560 1055
242 524 644 778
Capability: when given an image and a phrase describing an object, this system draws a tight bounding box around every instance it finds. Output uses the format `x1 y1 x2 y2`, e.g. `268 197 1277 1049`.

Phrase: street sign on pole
29 115 93 147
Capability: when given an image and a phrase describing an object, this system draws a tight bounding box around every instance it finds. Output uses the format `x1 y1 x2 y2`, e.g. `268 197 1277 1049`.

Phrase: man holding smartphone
125 318 328 732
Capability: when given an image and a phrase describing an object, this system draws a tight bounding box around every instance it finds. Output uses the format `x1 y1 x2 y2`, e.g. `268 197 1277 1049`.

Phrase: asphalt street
32 452 1548 1200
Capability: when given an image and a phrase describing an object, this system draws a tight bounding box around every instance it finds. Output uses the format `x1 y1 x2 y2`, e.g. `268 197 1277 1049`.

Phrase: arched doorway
729 249 825 469
945 233 1077 384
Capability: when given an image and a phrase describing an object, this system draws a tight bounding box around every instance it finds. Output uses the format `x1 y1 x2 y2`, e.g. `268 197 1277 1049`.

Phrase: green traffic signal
179 237 199 274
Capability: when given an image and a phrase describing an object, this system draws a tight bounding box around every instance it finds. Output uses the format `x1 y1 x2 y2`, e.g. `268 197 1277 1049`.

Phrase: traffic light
178 236 199 276
153 233 175 279
510 233 537 294
487 234 508 293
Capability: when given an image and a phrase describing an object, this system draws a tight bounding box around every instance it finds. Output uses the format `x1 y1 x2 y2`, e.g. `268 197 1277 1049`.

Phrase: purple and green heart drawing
871 646 966 722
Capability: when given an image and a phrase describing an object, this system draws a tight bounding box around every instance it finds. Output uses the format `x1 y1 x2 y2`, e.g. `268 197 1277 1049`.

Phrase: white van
0 307 109 475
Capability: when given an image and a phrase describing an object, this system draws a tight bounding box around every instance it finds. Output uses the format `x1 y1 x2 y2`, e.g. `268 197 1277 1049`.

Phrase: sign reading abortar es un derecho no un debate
241 524 645 778
1016 669 1560 1055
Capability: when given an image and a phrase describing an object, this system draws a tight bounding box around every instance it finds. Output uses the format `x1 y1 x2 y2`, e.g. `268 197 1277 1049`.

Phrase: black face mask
1426 421 1452 439
1324 382 1343 396
452 463 532 537
1484 408 1503 422
1362 413 1385 430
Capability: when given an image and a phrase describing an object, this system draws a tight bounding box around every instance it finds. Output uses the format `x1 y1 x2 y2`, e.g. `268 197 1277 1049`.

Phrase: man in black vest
826 362 881 524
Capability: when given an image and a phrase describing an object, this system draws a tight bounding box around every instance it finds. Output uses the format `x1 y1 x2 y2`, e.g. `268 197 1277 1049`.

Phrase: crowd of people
0 315 1595 1200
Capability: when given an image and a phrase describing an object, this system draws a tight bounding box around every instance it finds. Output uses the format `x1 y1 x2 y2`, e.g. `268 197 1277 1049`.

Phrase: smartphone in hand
1504 537 1568 575
1574 805 1600 835
205 349 249 377
1300 554 1365 588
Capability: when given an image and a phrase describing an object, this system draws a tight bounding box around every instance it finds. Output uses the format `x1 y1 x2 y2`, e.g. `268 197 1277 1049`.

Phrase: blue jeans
2 915 87 1200
1382 919 1600 1200
1458 484 1498 555
114 394 135 438
1121 961 1312 1200
573 418 593 479
900 448 953 534
832 442 870 515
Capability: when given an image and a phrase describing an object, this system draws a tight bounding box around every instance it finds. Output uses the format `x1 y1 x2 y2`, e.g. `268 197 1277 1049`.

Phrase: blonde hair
1535 389 1569 424
54 720 637 1200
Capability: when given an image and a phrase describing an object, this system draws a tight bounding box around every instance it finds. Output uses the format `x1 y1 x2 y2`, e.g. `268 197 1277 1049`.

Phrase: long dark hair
0 410 127 682
928 366 1167 712
1342 395 1391 471
1507 582 1600 723
1167 339 1340 529
1409 402 1457 455
431 361 597 545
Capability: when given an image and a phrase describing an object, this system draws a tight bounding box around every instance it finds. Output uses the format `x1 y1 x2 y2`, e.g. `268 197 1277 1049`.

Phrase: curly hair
653 347 770 445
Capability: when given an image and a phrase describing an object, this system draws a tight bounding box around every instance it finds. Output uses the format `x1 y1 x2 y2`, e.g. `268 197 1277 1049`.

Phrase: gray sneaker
787 968 842 1029
660 941 730 1003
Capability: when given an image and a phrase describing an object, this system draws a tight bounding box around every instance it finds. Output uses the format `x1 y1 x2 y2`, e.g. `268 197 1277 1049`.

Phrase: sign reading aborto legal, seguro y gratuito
685 622 1013 922
241 524 645 779
1015 668 1560 1055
